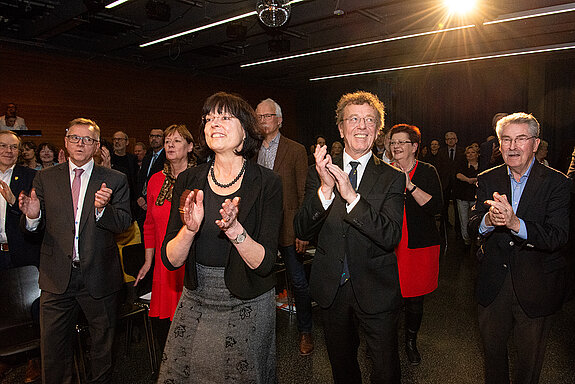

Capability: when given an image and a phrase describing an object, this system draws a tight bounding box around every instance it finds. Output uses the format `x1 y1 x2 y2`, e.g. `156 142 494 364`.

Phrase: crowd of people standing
0 94 574 384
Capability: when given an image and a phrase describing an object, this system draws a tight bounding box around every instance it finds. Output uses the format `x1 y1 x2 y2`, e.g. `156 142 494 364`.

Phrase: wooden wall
0 44 298 152
295 53 575 169
3 43 575 170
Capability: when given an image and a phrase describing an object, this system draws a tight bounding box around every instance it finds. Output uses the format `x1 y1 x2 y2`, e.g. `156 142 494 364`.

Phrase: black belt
72 260 81 269
0 243 8 252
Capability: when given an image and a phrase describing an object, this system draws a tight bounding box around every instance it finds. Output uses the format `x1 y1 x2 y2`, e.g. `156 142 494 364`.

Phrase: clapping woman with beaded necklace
390 123 443 367
158 92 283 383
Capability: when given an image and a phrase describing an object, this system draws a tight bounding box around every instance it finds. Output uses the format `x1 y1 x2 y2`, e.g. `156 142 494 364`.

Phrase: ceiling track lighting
241 2 575 68
309 43 575 82
139 0 306 48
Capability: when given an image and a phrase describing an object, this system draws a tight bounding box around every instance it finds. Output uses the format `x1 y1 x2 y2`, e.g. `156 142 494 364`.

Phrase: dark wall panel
0 45 298 151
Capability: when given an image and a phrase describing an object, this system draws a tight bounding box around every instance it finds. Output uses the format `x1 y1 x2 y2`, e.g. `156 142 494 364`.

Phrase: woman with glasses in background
134 124 196 357
158 92 282 383
390 123 443 366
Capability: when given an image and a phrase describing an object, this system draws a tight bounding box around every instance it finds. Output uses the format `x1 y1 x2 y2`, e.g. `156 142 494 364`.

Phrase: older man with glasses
295 91 405 383
255 98 312 355
469 113 571 384
20 118 131 384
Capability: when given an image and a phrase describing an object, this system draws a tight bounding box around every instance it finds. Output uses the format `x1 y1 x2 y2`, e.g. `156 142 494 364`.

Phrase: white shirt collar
343 150 372 169
69 158 95 174
0 164 16 176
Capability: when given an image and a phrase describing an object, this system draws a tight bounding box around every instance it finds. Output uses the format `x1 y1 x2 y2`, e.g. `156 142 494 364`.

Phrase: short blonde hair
68 118 100 139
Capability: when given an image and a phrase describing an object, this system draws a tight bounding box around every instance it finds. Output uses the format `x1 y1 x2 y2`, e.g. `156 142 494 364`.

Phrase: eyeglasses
113 137 127 142
499 135 537 147
257 113 276 120
203 115 236 124
343 116 377 128
390 140 413 146
149 134 163 139
0 143 19 151
66 135 98 145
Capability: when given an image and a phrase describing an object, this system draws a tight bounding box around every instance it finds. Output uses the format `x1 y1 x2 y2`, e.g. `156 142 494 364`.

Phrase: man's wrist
320 185 333 199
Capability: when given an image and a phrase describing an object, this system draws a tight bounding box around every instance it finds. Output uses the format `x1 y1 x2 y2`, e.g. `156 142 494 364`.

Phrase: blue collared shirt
257 132 281 170
479 157 536 239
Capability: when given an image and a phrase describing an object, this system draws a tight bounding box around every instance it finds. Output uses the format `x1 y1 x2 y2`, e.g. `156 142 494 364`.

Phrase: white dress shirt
318 150 373 213
0 116 27 131
0 165 15 243
26 159 102 260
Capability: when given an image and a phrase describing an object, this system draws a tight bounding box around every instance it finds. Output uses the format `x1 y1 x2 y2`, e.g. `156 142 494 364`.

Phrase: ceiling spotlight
444 0 476 15
334 0 344 16
257 0 291 28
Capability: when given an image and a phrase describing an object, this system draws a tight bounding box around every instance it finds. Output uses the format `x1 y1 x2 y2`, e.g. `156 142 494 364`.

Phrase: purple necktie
72 168 84 218
72 168 84 260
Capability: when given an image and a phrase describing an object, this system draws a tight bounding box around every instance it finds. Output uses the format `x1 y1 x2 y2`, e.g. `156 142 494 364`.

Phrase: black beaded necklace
210 159 246 188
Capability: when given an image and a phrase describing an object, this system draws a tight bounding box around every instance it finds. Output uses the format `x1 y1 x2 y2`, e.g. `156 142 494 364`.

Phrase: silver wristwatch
231 229 247 244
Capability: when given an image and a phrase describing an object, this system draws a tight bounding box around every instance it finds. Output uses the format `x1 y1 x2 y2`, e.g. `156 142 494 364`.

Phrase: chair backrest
0 265 40 355
121 242 152 297
122 242 146 278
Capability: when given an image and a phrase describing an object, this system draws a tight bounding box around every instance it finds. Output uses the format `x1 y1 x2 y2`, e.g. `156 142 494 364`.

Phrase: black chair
0 265 41 359
118 243 157 373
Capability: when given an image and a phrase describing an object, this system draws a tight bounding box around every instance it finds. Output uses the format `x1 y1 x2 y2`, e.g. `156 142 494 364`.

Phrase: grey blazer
22 162 132 298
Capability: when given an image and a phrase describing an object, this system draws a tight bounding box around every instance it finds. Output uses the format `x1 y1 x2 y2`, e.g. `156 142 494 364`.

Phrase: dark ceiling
1 0 575 87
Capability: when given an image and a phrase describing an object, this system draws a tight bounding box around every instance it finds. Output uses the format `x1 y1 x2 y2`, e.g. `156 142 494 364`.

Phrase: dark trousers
280 244 313 333
0 250 12 270
321 281 400 384
40 267 118 384
478 274 552 384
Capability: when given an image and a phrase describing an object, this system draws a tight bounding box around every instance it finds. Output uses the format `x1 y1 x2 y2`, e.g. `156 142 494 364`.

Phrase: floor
2 229 575 383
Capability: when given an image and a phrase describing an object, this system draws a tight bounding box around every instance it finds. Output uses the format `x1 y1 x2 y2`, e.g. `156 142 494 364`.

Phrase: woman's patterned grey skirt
157 263 276 383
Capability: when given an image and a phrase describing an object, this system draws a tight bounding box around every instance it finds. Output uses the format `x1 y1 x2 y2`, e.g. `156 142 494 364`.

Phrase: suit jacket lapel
331 156 349 231
272 135 288 173
79 165 100 233
238 162 260 224
357 155 380 196
55 163 76 226
516 161 543 218
10 166 24 195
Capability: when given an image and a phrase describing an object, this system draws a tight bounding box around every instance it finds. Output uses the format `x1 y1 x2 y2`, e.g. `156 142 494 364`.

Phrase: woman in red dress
135 124 196 354
390 124 443 366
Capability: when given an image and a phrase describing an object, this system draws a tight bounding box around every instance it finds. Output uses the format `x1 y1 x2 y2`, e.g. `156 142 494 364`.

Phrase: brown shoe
299 332 314 356
25 358 41 383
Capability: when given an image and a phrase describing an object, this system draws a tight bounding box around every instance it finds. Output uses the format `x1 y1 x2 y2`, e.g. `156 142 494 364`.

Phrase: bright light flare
444 0 476 15
106 0 131 8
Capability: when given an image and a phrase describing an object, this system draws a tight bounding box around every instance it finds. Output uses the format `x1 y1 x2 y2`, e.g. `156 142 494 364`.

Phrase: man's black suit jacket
479 137 504 172
294 154 405 314
469 161 572 317
136 149 166 200
6 165 40 267
436 145 465 192
23 162 132 298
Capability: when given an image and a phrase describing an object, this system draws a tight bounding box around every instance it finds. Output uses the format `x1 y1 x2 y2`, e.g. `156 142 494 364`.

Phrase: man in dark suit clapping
295 91 405 383
0 131 39 269
469 113 571 384
20 118 132 384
